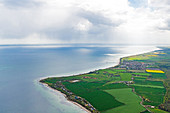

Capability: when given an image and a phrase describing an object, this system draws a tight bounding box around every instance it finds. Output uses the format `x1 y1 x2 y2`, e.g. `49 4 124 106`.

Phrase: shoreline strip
41 82 91 113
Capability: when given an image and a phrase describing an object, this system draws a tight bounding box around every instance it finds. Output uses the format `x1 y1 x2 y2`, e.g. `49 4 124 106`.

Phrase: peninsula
40 47 170 113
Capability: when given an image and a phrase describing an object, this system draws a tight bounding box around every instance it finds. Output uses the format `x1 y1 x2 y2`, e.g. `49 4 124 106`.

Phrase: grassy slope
104 88 145 113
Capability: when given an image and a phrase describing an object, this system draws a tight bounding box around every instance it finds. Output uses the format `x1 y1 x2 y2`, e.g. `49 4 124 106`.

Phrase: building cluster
55 81 73 95
82 76 98 79
144 105 155 109
120 60 153 70
115 81 133 84
103 71 115 77
54 81 98 113
72 96 97 112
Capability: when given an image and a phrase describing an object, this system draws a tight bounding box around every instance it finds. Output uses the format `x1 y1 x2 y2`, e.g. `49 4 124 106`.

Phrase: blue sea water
0 44 158 113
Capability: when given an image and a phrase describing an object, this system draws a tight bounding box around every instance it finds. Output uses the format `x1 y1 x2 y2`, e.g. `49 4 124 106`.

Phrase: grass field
96 69 118 74
123 55 150 61
132 77 166 106
100 83 129 90
148 108 169 113
103 88 145 113
149 73 167 79
112 69 126 72
119 73 132 81
133 86 166 106
63 81 124 111
131 84 164 88
134 79 164 86
141 110 151 113
132 73 150 76
134 76 147 80
80 73 119 82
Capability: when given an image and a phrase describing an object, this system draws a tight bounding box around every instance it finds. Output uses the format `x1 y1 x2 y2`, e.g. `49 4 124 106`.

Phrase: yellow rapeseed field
146 69 165 73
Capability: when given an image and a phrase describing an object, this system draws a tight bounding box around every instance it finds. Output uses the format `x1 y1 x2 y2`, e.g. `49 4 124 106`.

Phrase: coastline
41 82 91 113
38 47 160 80
38 47 161 113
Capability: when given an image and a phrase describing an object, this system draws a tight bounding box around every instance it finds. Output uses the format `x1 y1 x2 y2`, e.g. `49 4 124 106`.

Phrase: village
119 58 153 70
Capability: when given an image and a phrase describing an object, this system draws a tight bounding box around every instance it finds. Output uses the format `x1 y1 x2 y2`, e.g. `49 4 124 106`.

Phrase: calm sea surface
0 45 158 113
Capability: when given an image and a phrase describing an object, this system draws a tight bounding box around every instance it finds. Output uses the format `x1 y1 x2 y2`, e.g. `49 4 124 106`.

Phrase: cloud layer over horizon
0 0 170 44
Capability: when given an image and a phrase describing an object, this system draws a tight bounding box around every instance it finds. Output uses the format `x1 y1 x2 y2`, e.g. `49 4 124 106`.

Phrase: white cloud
74 19 92 31
148 0 170 8
0 0 169 44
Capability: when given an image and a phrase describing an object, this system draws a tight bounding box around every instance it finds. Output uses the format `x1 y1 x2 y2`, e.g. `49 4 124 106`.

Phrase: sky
0 0 170 45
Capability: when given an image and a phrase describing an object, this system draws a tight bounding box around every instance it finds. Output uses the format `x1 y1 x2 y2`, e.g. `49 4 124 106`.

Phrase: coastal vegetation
40 47 170 113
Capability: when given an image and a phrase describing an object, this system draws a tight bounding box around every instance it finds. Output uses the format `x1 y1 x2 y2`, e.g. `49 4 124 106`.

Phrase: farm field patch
104 88 145 113
131 84 164 88
119 73 132 81
132 73 150 76
148 108 169 113
146 69 165 73
149 73 167 79
133 79 164 86
63 81 124 111
133 86 166 106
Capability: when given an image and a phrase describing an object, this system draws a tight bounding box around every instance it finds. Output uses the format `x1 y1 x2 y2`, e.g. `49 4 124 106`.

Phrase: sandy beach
41 82 91 113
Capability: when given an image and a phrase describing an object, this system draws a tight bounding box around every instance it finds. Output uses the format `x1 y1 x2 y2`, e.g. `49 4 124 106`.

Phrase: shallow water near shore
0 44 158 113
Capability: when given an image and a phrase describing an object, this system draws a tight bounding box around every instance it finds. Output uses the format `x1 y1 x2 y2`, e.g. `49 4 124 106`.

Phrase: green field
141 110 151 113
148 108 169 113
96 69 118 74
149 73 167 79
133 86 166 106
63 81 124 111
104 88 145 113
131 76 166 106
131 84 164 88
100 83 129 90
119 73 132 81
112 69 126 72
132 73 150 76
134 76 147 80
134 79 164 86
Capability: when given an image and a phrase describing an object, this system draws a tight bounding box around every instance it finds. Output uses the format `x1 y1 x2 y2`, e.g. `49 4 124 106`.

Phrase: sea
0 44 159 113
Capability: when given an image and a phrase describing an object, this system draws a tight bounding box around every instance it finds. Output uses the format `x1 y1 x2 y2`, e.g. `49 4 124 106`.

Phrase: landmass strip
40 47 170 113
